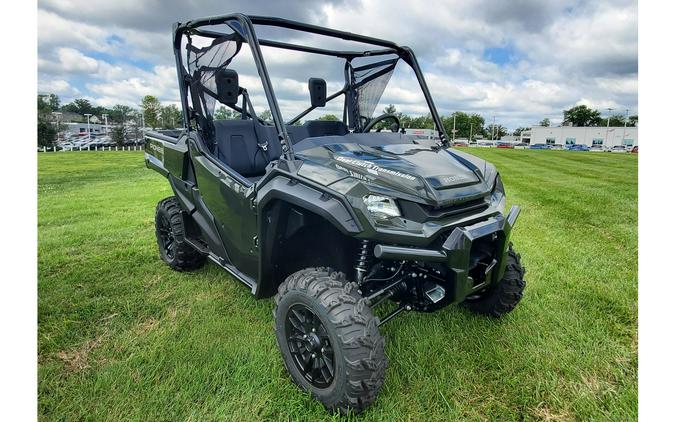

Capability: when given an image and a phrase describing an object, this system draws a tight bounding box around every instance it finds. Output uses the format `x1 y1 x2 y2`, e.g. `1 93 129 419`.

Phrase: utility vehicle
145 13 526 415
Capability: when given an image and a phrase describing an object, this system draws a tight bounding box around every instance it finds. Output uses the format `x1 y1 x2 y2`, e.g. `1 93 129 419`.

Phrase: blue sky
37 0 638 130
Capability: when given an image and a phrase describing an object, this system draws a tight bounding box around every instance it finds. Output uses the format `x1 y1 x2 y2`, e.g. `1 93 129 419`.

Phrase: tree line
37 94 183 147
38 92 638 147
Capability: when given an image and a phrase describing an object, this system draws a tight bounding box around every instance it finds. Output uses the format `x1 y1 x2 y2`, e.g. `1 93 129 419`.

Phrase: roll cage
172 13 449 163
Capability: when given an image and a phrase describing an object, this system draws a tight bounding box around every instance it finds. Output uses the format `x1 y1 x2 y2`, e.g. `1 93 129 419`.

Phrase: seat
213 120 281 178
285 120 348 144
305 120 348 138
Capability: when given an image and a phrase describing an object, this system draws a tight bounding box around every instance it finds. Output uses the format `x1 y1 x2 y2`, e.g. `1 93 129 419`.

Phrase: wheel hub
284 304 335 388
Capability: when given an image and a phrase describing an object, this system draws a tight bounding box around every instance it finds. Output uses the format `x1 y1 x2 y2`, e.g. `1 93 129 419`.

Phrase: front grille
399 197 489 223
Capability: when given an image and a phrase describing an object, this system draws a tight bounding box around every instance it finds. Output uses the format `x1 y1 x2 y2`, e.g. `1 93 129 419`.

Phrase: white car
610 146 627 153
589 146 605 152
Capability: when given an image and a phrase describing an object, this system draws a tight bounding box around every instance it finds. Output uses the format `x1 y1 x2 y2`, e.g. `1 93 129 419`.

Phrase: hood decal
335 156 417 181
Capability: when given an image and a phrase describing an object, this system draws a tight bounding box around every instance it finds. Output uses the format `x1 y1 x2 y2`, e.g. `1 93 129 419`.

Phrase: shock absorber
354 239 372 284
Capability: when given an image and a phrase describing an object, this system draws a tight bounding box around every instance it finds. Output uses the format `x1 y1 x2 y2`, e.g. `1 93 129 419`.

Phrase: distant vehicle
496 142 514 149
477 141 495 148
550 144 564 150
513 143 529 149
589 145 605 152
530 144 551 150
453 141 468 147
611 145 627 153
631 146 638 153
566 144 589 152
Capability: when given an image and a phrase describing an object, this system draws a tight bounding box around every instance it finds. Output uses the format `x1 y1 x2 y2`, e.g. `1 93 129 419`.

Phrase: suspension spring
354 239 372 284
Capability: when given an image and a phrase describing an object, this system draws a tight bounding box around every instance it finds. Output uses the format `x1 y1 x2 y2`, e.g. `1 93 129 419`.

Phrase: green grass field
38 149 637 421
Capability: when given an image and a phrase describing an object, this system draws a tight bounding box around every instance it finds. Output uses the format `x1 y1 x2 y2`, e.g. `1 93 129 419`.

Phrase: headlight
364 195 401 220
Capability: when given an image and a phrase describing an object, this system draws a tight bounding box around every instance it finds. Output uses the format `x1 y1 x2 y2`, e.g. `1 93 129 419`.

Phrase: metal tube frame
172 13 451 166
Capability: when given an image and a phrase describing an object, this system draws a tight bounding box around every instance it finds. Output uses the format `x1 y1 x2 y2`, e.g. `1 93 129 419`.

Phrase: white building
520 125 638 148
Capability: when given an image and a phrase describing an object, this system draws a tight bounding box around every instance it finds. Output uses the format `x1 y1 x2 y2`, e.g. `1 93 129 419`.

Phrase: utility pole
491 116 495 141
469 123 473 143
452 113 456 143
102 114 109 135
51 111 62 140
622 108 628 145
84 113 92 142
605 108 613 148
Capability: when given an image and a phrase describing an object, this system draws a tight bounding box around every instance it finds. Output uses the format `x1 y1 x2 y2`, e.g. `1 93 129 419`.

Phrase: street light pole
102 113 109 135
622 108 628 145
452 113 456 143
491 116 495 141
84 113 92 141
605 108 613 148
469 123 473 143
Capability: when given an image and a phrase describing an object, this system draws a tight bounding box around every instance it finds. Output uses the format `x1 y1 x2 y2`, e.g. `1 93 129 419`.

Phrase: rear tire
463 243 526 317
155 197 206 271
274 268 387 415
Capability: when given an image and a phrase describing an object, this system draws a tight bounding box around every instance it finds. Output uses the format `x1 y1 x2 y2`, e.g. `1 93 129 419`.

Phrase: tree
160 104 182 128
628 115 638 127
486 124 508 139
539 118 550 127
110 104 135 123
439 112 485 139
597 115 626 127
110 125 127 146
37 117 57 147
562 105 601 127
513 127 530 136
317 114 339 121
214 106 240 120
258 109 273 123
140 95 162 129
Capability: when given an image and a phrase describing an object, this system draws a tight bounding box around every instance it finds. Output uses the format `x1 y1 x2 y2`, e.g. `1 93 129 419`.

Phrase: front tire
463 243 526 317
154 197 206 271
274 268 387 415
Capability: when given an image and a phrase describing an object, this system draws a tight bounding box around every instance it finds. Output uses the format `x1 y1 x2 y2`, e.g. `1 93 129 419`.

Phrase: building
63 122 108 137
520 125 638 148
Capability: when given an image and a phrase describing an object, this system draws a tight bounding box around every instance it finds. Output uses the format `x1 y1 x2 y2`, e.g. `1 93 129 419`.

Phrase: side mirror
215 69 240 105
308 78 327 107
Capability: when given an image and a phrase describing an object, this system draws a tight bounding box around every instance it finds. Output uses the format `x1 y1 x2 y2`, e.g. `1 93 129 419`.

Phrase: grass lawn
38 149 637 421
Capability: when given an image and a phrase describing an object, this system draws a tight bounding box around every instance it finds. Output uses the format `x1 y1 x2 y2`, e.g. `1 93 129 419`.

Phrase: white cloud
37 0 638 129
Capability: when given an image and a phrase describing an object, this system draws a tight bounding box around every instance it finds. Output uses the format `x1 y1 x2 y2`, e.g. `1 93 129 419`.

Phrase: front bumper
373 205 520 302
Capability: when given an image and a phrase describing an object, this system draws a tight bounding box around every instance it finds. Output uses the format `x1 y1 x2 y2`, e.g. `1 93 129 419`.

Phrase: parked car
631 145 638 153
496 142 514 149
550 144 564 150
610 145 627 153
453 141 468 147
566 144 590 152
589 145 605 152
530 143 551 150
144 12 526 415
477 141 495 148
513 143 529 149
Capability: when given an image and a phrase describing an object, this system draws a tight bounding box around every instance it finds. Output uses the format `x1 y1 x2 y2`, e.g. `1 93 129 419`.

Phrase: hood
296 139 493 206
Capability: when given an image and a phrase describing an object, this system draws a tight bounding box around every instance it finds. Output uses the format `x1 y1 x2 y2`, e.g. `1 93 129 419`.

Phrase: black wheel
462 243 526 317
154 197 206 271
274 268 387 415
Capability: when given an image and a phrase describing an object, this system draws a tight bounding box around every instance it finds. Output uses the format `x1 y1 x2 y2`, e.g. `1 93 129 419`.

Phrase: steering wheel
362 114 402 133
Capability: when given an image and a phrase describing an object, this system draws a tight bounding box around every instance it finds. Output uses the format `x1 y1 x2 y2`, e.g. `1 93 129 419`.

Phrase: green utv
145 13 526 415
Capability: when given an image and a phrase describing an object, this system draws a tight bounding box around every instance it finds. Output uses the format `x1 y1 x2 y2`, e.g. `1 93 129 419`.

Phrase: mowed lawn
38 149 637 421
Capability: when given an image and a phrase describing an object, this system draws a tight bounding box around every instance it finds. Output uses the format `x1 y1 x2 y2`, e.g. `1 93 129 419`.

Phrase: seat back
213 120 281 178
285 120 348 144
305 120 348 138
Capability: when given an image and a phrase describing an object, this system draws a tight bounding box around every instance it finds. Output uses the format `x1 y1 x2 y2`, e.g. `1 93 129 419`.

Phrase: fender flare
254 175 363 297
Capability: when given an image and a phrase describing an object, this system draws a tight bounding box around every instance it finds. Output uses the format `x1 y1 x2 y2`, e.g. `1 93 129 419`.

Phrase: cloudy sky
37 0 637 130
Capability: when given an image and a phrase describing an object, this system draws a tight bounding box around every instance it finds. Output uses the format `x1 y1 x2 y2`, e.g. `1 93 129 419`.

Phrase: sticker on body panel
335 156 416 181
